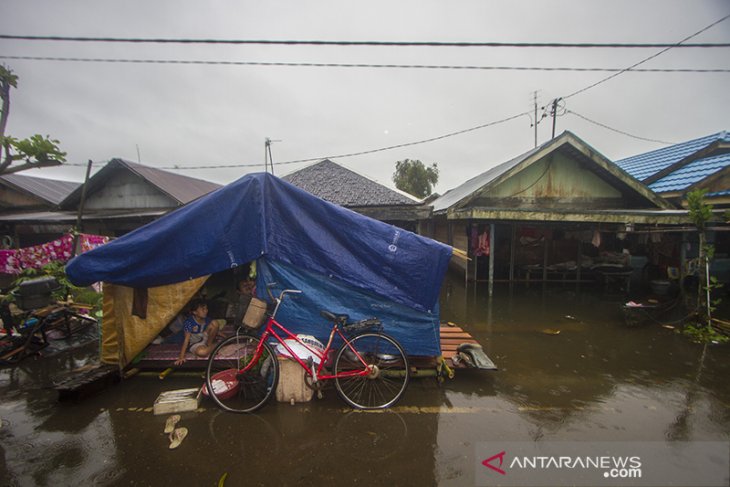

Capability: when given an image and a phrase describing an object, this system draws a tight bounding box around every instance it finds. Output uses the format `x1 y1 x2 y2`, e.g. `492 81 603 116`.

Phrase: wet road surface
1 276 729 486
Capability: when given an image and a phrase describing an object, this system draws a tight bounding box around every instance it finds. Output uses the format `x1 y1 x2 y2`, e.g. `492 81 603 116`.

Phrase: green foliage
392 159 439 198
681 322 729 344
1 65 66 174
0 65 18 88
7 261 102 312
11 134 66 163
687 188 713 230
0 134 66 165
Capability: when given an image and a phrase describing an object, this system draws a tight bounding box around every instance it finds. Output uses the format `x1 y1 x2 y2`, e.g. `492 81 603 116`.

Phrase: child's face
192 304 208 319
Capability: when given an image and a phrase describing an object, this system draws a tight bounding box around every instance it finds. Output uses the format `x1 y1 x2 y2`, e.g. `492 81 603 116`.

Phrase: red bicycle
205 288 410 413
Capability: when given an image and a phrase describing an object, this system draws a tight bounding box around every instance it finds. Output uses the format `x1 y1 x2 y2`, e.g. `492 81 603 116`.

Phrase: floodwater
1 274 729 486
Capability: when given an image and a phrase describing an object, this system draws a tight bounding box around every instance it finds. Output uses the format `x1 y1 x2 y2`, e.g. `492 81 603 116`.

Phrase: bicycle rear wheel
206 334 279 413
334 332 409 409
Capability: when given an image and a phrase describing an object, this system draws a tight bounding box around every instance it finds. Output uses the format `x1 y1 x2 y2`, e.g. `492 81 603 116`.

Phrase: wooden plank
441 338 479 346
439 332 474 339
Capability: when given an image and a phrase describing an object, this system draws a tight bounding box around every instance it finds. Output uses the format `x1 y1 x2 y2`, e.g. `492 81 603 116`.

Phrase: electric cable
1 55 728 73
1 34 728 49
566 110 678 145
563 13 730 99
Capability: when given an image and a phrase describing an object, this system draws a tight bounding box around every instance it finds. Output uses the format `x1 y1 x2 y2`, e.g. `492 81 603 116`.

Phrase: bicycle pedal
317 390 323 400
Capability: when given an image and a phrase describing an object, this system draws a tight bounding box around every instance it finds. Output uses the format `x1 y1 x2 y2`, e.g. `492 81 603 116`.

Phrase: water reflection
435 275 730 485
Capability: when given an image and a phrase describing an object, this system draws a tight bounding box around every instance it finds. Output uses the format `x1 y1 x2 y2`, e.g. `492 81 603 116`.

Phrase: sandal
163 414 181 434
169 427 188 449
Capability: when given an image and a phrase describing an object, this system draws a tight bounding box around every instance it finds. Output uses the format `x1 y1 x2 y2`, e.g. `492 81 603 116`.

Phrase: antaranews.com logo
474 441 729 487
482 450 642 479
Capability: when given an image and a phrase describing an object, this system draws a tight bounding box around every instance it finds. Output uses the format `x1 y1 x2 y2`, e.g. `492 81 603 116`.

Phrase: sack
242 297 268 328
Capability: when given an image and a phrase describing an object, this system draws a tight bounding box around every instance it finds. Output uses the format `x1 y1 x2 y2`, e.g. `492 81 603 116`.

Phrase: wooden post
576 229 582 283
509 223 516 282
542 231 549 282
488 223 495 296
72 159 94 258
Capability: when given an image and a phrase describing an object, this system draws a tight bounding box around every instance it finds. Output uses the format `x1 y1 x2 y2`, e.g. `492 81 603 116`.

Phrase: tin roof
61 159 222 208
616 131 730 182
0 173 80 206
649 152 730 193
431 131 669 214
282 159 420 207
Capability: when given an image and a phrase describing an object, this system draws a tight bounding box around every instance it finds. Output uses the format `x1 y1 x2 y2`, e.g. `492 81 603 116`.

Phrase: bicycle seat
343 317 382 333
320 310 349 324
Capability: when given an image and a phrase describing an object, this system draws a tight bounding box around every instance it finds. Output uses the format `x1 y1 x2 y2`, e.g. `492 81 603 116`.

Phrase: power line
1 55 728 72
64 112 529 170
2 34 729 48
563 13 730 99
566 110 678 145
98 111 528 171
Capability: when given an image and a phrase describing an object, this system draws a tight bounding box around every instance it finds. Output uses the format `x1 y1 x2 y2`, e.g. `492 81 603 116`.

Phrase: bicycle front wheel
206 334 279 413
334 332 409 409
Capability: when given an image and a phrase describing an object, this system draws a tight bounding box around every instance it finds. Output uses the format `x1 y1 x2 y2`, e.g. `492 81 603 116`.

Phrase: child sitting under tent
174 298 222 365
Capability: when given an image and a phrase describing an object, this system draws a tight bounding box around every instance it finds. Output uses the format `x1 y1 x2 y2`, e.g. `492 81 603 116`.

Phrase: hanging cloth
591 230 601 248
475 231 490 257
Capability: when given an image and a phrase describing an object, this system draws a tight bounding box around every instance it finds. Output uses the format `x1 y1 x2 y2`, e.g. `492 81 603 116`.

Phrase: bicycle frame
238 293 371 382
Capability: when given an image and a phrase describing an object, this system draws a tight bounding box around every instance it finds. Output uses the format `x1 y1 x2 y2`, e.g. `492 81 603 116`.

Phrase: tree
683 188 727 343
0 65 66 175
392 159 439 198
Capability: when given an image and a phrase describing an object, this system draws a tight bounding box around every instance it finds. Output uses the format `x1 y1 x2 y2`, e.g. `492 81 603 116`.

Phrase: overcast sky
1 1 729 194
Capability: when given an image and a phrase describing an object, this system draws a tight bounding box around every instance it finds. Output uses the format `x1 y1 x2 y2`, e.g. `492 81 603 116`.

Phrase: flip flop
163 414 181 434
169 427 188 450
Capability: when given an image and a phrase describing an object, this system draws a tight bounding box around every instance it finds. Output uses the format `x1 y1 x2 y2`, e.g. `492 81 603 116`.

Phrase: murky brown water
1 274 729 486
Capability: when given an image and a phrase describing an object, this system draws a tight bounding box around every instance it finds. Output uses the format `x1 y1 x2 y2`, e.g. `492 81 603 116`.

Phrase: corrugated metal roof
431 131 670 213
61 159 222 208
282 159 420 207
0 173 80 206
616 131 730 181
0 209 167 222
430 145 542 213
649 152 730 193
121 160 222 204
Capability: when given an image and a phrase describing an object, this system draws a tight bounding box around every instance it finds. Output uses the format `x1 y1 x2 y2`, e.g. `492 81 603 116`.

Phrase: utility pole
551 97 563 139
533 91 538 148
264 137 281 174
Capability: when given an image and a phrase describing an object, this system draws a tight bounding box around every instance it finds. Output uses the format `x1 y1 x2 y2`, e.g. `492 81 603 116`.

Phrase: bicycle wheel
334 332 409 409
206 334 279 413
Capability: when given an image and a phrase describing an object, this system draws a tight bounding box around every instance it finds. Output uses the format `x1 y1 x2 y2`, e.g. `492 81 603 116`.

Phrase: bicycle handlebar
266 284 303 319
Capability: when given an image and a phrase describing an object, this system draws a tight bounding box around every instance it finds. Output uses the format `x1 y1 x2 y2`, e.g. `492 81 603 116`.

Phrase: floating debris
542 329 561 335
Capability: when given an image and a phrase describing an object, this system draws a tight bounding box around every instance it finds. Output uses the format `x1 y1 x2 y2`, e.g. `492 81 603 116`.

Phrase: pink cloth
0 233 109 275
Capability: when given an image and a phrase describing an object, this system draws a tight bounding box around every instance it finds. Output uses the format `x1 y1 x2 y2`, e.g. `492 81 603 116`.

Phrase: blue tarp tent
66 173 452 356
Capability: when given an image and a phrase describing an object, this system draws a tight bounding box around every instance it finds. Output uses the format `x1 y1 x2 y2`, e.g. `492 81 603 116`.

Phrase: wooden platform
439 324 480 368
54 363 120 401
133 324 487 373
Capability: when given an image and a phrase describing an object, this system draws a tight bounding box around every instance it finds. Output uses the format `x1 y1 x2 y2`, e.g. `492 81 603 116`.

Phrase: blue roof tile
649 152 730 193
616 131 730 181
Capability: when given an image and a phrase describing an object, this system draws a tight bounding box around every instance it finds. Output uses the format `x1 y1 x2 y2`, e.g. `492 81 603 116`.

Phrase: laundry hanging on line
0 233 109 275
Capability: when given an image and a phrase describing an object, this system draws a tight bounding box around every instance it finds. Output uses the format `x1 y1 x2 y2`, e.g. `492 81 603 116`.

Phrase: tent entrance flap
102 277 208 367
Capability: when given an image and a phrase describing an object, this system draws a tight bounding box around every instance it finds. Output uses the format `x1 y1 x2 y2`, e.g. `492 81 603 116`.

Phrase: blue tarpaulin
66 173 452 355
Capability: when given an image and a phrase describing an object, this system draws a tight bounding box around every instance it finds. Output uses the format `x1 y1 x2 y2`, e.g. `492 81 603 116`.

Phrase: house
1 158 222 248
282 159 431 232
617 131 730 282
52 158 221 237
428 131 687 288
0 173 80 247
616 131 730 208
